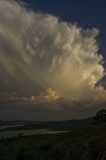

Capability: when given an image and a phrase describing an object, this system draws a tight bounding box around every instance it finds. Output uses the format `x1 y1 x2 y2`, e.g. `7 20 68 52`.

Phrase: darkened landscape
0 122 106 160
0 110 106 160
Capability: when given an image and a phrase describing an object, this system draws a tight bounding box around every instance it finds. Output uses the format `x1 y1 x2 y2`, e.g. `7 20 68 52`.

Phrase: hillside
0 123 106 160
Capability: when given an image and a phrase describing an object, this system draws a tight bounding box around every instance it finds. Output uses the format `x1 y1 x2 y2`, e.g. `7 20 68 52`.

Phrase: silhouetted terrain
0 123 106 160
0 110 106 160
94 109 106 123
0 117 94 131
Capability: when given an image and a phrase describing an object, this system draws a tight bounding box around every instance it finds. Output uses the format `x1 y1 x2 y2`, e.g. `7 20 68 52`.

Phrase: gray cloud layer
0 0 106 120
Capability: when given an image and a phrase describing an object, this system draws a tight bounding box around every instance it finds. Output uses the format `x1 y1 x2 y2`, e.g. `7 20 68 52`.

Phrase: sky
0 0 106 121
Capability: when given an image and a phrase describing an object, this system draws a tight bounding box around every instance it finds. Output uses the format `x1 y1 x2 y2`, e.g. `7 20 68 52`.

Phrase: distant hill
1 109 106 131
0 120 36 126
0 117 94 131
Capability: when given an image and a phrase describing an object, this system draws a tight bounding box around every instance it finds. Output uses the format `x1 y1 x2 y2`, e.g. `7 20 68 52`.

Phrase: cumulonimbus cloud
0 0 106 105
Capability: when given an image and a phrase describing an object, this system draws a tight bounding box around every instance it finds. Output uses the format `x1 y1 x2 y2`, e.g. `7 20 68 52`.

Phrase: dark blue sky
24 0 106 59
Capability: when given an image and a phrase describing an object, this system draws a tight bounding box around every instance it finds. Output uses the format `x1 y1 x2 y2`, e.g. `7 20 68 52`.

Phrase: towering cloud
0 0 106 120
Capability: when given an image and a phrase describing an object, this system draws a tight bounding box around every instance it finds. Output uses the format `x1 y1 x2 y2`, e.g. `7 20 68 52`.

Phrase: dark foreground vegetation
0 123 106 160
0 109 106 160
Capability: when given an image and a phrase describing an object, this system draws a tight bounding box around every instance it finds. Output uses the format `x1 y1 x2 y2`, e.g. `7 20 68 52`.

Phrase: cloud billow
0 0 106 120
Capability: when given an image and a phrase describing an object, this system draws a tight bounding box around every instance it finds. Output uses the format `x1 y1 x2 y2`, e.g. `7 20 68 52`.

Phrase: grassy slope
0 123 106 160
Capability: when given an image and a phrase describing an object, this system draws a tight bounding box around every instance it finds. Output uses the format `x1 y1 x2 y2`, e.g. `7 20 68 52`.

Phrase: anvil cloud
0 0 106 120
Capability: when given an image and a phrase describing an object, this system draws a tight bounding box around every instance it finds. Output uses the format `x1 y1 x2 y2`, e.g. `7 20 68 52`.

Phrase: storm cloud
0 0 106 120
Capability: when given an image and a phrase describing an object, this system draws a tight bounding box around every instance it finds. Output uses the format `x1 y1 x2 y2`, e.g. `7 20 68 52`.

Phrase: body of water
0 129 66 139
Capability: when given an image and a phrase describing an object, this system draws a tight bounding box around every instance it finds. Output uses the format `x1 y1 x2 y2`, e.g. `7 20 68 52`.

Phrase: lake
0 129 67 139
